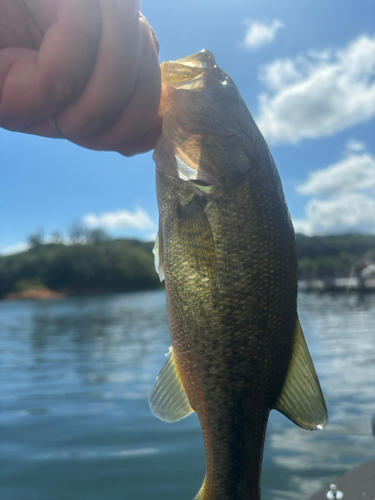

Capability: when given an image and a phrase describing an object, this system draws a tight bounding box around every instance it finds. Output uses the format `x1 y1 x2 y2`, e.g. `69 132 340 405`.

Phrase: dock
299 277 375 293
308 460 375 500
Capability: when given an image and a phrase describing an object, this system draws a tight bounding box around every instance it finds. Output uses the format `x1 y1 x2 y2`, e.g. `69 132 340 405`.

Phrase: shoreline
4 288 67 301
2 285 163 302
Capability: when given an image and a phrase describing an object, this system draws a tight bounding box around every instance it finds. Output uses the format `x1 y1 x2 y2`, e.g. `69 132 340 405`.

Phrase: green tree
69 222 89 244
27 229 46 249
87 228 110 244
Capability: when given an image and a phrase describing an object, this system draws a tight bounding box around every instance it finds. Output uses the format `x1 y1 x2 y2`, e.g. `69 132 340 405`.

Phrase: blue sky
1 0 375 254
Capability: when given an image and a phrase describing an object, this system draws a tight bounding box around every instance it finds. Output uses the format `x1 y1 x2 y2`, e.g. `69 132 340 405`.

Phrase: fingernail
138 13 159 54
140 21 158 62
150 26 160 55
130 0 141 20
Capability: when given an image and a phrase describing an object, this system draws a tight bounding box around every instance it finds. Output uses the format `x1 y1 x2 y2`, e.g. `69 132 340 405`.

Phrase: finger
20 115 62 139
139 11 160 55
111 19 162 156
125 114 163 156
0 0 45 49
22 0 60 37
21 13 162 152
67 18 162 155
0 0 101 129
55 0 142 140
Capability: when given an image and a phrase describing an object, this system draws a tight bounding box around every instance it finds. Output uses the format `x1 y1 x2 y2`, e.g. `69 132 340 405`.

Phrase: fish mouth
163 50 217 88
155 50 238 190
154 51 217 186
158 50 218 117
175 50 217 69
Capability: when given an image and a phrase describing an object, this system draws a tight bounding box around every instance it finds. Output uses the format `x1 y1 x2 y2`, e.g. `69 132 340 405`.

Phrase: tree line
296 233 375 280
1 233 374 299
0 236 161 299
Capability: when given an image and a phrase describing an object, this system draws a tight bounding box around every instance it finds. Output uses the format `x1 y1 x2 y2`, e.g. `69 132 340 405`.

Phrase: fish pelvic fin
274 317 328 430
153 222 164 282
193 484 205 500
149 346 194 422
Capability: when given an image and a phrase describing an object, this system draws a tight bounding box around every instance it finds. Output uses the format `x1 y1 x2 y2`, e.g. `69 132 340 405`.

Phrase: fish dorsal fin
149 347 194 422
274 318 328 430
152 223 164 282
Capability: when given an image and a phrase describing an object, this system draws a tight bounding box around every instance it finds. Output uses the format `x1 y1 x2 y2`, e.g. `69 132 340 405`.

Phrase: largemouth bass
149 50 327 500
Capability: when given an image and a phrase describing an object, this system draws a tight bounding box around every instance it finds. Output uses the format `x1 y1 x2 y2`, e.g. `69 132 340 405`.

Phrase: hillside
1 234 375 299
296 233 375 280
0 239 161 299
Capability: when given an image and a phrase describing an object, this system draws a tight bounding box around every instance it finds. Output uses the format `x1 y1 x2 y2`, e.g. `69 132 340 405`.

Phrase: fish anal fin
274 318 328 430
149 347 194 422
153 222 165 282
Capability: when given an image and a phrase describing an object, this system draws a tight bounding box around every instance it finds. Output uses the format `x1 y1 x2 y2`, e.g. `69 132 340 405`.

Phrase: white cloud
1 242 30 255
294 148 375 235
146 232 158 242
259 58 302 91
345 138 366 153
297 153 375 196
84 208 155 231
256 35 375 143
307 49 331 61
241 19 284 50
293 193 375 235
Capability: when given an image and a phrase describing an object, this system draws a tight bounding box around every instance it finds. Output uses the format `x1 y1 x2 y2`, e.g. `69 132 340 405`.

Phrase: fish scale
150 50 327 500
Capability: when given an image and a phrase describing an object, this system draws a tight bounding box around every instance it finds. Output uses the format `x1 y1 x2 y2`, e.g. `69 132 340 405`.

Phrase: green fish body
150 51 327 500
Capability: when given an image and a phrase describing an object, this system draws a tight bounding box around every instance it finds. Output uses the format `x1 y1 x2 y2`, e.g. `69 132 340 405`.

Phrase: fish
149 50 328 500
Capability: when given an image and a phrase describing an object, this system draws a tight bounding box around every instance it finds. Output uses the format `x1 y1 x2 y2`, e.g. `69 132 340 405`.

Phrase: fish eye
214 78 240 102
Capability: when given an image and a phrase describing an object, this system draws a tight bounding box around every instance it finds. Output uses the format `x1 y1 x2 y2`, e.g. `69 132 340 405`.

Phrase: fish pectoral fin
153 222 164 282
178 195 216 279
149 346 194 422
274 317 328 430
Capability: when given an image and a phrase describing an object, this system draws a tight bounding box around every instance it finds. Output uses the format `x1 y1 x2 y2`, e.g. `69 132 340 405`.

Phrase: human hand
0 0 161 156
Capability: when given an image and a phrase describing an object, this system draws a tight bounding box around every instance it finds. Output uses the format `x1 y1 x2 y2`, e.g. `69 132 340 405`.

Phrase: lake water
1 290 374 500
